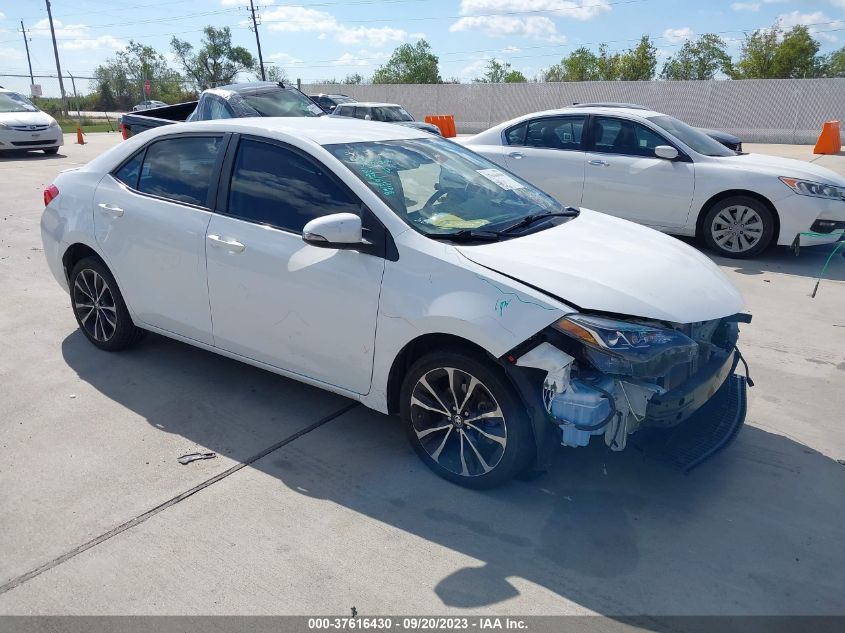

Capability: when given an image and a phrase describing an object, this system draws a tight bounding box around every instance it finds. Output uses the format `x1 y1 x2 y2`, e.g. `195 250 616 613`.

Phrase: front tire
43 147 60 155
69 257 145 351
702 196 774 259
400 351 532 488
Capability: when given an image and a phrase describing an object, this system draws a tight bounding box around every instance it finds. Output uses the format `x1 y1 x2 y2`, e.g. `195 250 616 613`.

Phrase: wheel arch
386 333 497 417
62 242 106 282
696 190 780 243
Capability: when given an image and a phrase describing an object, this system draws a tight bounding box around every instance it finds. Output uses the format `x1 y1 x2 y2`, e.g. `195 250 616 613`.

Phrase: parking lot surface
1 134 843 615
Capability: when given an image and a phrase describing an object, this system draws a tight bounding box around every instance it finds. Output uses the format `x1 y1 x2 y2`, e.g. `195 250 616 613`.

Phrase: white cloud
450 15 565 42
330 50 387 67
62 35 125 51
663 27 694 44
778 10 844 43
458 0 610 21
830 0 845 9
267 52 304 67
731 0 788 10
32 18 89 39
260 6 406 46
0 12 6 20
459 58 490 80
730 2 760 11
0 46 23 60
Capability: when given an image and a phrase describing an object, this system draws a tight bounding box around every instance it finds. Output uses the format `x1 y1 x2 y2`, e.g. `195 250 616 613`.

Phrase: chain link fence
302 79 845 144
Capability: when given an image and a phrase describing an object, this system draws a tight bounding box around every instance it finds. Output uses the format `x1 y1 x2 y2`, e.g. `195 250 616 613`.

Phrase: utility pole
20 20 34 88
45 0 68 114
248 0 266 81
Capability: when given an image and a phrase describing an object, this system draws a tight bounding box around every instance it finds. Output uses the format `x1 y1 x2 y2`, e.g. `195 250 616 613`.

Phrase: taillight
119 122 128 140
44 184 59 207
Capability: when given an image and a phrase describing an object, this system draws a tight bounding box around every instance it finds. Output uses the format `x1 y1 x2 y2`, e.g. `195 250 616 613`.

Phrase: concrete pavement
0 134 843 615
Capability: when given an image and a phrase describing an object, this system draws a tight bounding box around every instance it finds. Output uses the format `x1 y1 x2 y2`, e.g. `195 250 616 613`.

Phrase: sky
0 0 844 97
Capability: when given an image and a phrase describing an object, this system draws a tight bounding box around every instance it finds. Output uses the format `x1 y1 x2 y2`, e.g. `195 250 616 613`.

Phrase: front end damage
504 313 750 469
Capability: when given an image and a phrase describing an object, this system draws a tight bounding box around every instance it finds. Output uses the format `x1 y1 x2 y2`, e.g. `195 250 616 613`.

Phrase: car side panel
361 233 570 414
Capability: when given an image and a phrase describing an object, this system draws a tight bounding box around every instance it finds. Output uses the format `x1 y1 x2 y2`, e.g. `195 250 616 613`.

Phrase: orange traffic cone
813 120 841 155
76 125 85 145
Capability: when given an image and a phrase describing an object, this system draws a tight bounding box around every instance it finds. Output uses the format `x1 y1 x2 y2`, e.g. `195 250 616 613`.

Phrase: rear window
137 136 222 207
240 89 324 117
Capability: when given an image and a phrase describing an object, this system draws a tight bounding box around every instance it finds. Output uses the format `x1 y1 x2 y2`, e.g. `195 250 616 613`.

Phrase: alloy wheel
73 269 117 342
410 367 507 478
710 204 764 254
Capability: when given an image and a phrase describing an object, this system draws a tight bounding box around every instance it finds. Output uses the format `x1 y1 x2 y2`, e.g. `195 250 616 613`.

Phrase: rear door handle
588 159 610 167
507 151 525 159
207 234 245 253
97 202 124 217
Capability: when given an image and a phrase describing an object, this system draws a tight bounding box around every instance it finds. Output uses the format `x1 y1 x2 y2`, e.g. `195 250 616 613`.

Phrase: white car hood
711 153 845 186
0 110 53 127
457 209 744 324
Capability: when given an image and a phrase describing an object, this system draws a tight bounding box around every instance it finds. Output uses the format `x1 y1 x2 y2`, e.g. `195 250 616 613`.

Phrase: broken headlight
552 314 698 378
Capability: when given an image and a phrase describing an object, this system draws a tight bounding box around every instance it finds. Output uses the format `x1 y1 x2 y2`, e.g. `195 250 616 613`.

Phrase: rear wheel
400 351 532 488
69 257 145 351
702 196 774 259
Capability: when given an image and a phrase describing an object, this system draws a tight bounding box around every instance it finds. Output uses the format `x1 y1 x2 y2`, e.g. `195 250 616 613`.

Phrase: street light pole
44 0 68 114
20 20 35 89
248 0 266 81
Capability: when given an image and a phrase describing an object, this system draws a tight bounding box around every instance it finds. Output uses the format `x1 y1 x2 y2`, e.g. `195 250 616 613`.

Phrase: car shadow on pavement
61 329 845 615
0 151 67 161
678 237 845 283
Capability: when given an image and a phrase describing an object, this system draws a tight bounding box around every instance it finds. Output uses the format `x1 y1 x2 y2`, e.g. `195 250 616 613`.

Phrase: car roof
338 102 401 108
570 102 649 110
214 81 296 95
516 106 664 120
310 93 351 98
153 116 429 145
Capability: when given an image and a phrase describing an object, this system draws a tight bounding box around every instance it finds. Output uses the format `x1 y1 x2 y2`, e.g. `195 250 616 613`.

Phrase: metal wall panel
303 79 845 143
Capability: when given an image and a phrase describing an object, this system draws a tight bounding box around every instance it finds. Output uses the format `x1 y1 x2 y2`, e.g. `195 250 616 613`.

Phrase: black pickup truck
119 82 324 138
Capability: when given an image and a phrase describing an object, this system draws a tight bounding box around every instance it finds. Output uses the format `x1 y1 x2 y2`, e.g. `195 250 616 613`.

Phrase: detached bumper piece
632 374 747 473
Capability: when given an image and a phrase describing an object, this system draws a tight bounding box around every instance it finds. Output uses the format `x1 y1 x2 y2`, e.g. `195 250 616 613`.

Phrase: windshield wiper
427 229 501 242
498 207 580 234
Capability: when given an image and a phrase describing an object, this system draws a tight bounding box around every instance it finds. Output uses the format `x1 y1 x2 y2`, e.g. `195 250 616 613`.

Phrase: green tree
661 34 732 80
372 39 441 84
92 41 186 109
617 35 657 80
260 64 288 84
730 24 825 79
825 46 845 77
343 73 365 84
474 59 527 83
171 26 255 90
542 45 613 82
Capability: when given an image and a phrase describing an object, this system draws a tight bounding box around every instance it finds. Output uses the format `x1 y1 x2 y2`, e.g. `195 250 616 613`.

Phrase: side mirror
302 213 363 249
655 145 679 160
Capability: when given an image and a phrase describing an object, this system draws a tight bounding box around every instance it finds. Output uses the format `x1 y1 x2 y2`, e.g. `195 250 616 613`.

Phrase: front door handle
507 151 525 160
588 159 610 167
97 202 124 217
207 234 245 253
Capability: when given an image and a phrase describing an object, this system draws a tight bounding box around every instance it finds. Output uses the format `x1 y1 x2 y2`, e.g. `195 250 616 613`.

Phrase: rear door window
113 151 144 189
525 116 585 150
137 136 223 207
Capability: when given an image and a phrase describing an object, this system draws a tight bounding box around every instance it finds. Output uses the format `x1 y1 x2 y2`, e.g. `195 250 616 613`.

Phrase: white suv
42 117 748 487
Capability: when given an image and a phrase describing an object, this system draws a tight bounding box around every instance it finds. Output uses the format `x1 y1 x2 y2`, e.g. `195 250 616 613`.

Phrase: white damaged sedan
42 117 749 487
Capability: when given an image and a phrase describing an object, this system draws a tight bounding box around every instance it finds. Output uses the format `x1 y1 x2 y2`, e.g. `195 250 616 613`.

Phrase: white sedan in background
0 88 63 155
41 117 749 487
463 106 845 258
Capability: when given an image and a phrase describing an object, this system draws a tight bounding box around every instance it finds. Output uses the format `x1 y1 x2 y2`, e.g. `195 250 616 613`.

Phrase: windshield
0 92 38 113
376 106 414 122
326 137 564 237
241 89 323 117
647 115 735 157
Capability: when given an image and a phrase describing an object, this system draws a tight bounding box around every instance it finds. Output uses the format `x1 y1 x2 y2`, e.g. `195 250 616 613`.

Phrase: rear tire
400 350 532 489
702 196 774 259
69 257 145 351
